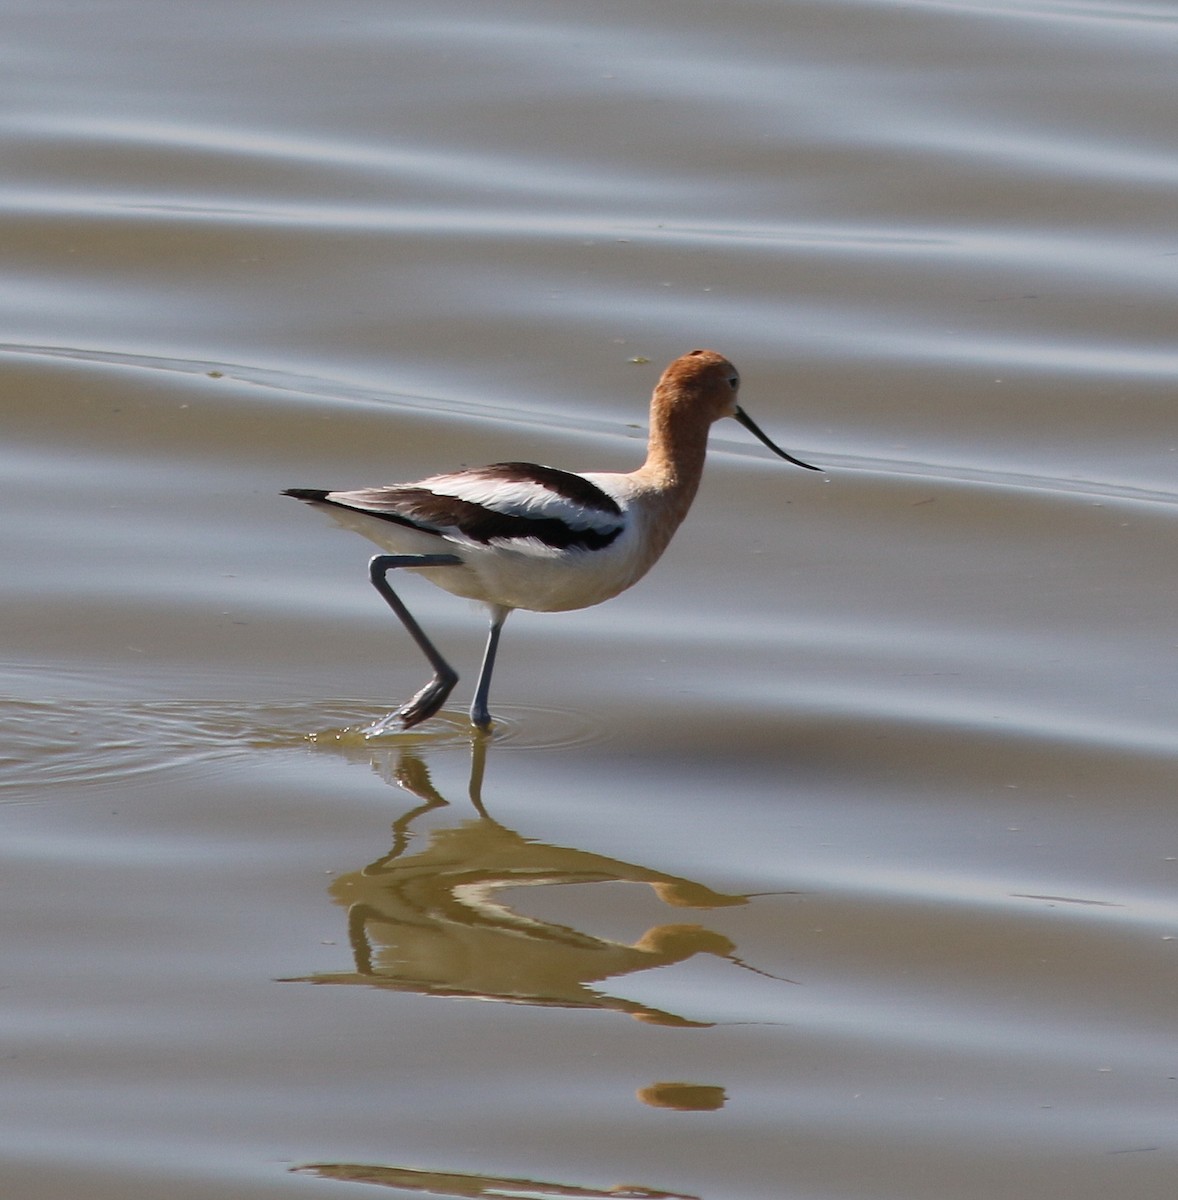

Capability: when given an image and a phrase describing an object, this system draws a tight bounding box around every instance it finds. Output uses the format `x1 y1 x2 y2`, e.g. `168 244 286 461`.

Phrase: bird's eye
728 374 740 389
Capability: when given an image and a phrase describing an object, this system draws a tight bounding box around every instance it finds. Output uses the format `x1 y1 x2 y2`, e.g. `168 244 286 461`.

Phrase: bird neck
632 396 711 524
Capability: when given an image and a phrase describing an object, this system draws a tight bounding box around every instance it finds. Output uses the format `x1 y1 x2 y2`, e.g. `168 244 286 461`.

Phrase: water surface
2 2 1176 1199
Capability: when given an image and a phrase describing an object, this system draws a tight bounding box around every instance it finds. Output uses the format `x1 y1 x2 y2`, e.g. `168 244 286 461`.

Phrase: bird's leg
469 608 508 730
367 553 463 730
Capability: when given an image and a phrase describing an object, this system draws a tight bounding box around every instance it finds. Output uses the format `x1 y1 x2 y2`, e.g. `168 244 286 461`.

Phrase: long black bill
734 406 821 471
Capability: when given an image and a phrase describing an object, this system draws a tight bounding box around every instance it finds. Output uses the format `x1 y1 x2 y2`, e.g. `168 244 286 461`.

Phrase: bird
284 348 820 732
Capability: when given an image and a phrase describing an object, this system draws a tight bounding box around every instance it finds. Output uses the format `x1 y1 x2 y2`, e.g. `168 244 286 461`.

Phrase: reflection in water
289 737 793 1027
637 1082 726 1112
291 739 723 1197
293 1160 698 1199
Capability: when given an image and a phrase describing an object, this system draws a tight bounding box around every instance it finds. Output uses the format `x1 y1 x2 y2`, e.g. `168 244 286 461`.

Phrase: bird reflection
294 1160 699 1199
637 1082 727 1112
288 736 791 1026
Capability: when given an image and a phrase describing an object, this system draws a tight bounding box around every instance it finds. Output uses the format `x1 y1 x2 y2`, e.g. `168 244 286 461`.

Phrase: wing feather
295 463 625 552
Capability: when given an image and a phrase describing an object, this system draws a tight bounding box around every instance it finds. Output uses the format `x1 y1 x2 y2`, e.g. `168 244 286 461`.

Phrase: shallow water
2 2 1176 1198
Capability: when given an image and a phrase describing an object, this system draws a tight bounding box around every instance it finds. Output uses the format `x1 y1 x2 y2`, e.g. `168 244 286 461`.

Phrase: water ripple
4 340 1175 510
0 697 608 797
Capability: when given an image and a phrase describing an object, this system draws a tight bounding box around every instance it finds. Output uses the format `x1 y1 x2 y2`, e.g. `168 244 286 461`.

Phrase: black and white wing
285 462 625 552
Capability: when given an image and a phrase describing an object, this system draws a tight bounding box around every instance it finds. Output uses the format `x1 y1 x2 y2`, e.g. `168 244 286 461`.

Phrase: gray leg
368 553 462 730
469 608 508 730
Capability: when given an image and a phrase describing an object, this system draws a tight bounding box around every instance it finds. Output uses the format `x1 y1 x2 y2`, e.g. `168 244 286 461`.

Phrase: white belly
426 534 648 613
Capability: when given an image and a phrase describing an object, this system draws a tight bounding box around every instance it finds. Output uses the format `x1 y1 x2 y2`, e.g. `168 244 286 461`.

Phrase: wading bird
285 349 819 731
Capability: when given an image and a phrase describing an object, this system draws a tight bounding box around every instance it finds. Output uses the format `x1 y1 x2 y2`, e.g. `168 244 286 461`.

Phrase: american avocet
285 349 819 731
